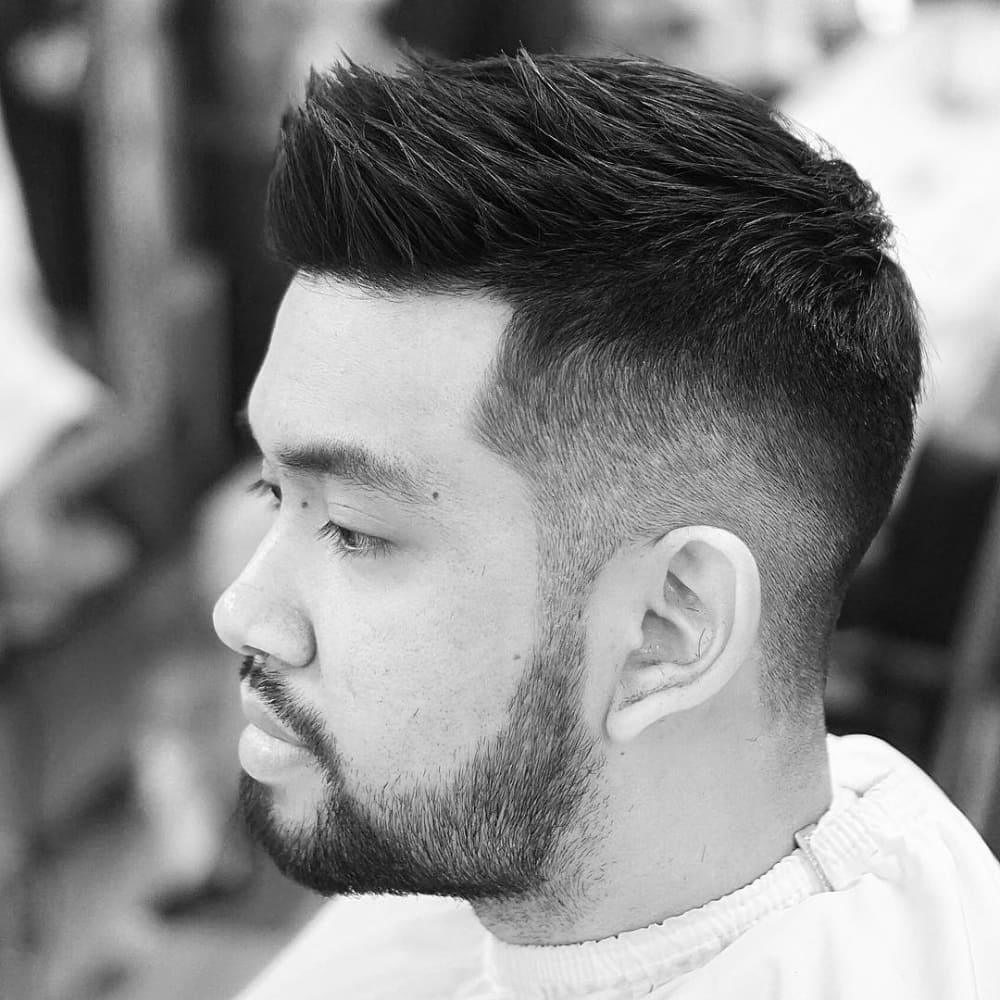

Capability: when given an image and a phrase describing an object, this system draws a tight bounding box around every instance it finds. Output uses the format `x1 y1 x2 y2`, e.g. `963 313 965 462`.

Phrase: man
212 52 1000 998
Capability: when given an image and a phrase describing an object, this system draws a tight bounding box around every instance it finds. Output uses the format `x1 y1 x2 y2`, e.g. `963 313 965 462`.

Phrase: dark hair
266 51 923 713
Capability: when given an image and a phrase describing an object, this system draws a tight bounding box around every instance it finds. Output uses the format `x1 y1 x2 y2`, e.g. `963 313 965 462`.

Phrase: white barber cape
235 735 1000 999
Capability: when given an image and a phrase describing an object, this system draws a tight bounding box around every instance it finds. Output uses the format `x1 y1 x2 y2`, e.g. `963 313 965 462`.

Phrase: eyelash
246 478 389 558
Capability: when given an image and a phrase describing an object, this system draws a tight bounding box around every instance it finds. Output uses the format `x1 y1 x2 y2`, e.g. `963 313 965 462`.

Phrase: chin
261 777 326 829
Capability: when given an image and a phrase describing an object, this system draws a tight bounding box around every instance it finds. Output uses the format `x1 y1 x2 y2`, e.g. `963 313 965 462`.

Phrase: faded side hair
266 51 923 713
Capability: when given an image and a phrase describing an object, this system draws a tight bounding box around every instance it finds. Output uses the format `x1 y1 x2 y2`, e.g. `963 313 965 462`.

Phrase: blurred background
1 1 999 997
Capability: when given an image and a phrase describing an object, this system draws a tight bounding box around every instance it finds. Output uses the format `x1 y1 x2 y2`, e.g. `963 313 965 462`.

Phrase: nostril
239 652 268 681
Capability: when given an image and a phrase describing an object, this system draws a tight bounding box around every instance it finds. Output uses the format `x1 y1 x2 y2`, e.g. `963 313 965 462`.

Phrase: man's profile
212 51 1000 999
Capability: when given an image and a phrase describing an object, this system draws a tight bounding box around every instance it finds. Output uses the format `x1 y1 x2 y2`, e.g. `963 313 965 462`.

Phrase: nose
212 535 316 669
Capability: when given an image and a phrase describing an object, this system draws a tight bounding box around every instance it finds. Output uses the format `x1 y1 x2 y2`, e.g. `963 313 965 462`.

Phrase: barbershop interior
2 0 999 997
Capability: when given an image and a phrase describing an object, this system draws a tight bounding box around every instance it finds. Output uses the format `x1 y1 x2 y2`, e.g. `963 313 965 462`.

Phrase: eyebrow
237 408 431 507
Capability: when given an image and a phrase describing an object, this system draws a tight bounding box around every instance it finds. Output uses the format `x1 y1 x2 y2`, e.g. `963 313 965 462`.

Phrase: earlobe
606 526 761 744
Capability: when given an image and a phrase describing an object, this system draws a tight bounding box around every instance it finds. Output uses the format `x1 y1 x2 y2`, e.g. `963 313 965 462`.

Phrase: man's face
213 277 603 900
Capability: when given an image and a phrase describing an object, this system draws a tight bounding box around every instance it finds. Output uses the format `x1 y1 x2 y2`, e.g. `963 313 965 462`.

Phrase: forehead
249 276 515 492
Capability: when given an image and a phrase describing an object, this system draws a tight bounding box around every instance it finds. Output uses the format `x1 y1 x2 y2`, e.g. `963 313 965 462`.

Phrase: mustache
239 655 336 769
241 655 299 723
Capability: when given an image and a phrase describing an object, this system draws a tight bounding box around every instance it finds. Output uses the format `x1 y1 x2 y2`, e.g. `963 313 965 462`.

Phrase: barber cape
235 735 1000 999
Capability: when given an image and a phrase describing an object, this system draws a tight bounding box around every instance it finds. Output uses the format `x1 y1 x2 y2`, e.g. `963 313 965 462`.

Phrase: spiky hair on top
266 51 923 712
270 52 889 297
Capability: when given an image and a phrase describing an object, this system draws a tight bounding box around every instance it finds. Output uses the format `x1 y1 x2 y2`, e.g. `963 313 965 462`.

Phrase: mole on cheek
432 491 440 501
301 500 309 509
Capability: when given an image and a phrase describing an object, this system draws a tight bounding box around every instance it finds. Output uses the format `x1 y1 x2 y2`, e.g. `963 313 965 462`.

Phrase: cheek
308 556 537 780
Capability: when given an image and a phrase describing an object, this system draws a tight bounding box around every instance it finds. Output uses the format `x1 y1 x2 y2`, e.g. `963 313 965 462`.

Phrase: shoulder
674 735 1000 999
827 732 1000 865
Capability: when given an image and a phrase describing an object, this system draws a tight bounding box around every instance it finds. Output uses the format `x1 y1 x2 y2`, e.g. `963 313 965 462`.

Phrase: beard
239 607 604 903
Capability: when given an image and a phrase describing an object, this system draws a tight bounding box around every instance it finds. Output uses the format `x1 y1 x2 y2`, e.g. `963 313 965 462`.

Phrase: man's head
213 52 921 913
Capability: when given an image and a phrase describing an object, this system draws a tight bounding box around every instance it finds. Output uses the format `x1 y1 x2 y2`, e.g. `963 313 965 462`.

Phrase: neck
473 705 831 946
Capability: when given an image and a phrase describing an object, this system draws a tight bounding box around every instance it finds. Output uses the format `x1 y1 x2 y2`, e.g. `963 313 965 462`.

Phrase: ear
605 526 761 744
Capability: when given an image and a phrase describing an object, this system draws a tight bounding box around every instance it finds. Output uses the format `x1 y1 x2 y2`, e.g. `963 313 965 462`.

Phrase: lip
238 688 314 783
240 689 305 747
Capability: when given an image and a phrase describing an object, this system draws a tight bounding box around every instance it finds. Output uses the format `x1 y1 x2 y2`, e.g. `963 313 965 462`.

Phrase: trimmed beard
239 607 603 901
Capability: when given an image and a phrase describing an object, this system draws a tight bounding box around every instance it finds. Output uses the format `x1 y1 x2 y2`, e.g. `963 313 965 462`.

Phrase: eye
316 521 389 558
247 478 388 559
247 477 281 509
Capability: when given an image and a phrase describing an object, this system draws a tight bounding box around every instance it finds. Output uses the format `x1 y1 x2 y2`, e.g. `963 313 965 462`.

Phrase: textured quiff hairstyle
266 52 923 714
